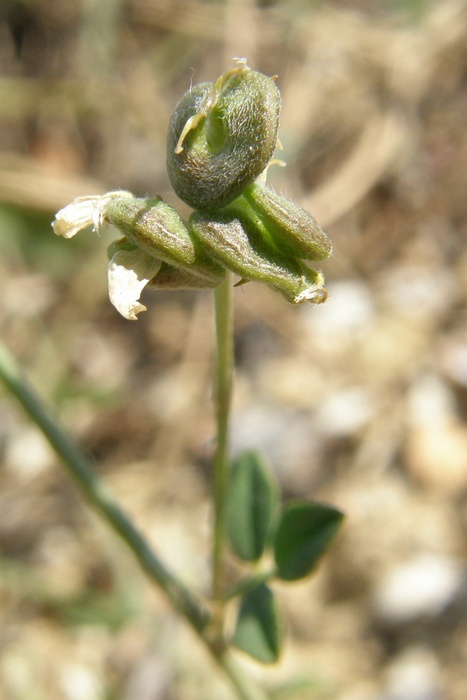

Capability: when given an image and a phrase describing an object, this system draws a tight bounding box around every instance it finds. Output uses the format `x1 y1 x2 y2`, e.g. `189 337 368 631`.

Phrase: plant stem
0 340 209 634
223 569 276 603
219 653 270 700
0 329 269 700
212 272 234 607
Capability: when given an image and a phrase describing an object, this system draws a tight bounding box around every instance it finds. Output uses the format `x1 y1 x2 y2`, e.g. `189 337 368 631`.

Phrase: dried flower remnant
52 191 133 239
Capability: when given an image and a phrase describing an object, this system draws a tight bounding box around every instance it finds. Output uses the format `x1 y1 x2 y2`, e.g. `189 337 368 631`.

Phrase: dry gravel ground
0 1 466 699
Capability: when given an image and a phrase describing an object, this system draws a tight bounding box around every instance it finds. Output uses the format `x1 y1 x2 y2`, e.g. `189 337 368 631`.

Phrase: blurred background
0 1 466 698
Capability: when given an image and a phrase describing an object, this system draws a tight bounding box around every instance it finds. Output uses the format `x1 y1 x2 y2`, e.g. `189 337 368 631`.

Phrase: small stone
373 554 463 624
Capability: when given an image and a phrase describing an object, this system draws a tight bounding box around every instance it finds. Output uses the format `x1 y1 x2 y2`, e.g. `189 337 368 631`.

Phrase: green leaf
233 583 283 664
227 451 280 561
274 501 344 581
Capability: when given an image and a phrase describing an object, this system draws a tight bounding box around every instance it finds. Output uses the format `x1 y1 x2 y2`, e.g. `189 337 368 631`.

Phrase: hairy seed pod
167 63 281 210
149 262 224 290
242 182 332 262
105 195 223 284
106 196 194 265
190 210 327 304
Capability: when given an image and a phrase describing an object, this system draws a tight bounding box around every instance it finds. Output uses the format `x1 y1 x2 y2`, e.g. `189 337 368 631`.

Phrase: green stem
0 332 269 700
0 341 208 634
219 653 270 700
212 272 234 606
223 569 276 603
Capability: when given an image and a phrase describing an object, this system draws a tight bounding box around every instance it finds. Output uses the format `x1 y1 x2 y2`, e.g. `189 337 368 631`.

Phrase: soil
0 2 466 699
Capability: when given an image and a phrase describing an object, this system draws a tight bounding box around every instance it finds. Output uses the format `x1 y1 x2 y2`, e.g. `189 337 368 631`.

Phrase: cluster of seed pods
54 61 332 317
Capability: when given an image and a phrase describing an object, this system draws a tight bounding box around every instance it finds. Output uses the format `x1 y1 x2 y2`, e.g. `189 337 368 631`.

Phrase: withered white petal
294 285 328 305
293 273 328 305
53 191 133 239
108 248 161 321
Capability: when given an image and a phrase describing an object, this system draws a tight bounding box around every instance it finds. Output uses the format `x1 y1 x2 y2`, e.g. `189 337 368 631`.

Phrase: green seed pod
167 62 281 210
190 209 327 304
105 194 223 284
106 195 194 265
242 182 332 262
149 262 225 290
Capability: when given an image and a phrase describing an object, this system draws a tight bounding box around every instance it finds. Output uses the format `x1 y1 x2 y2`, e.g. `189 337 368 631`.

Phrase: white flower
52 191 132 239
108 248 161 321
